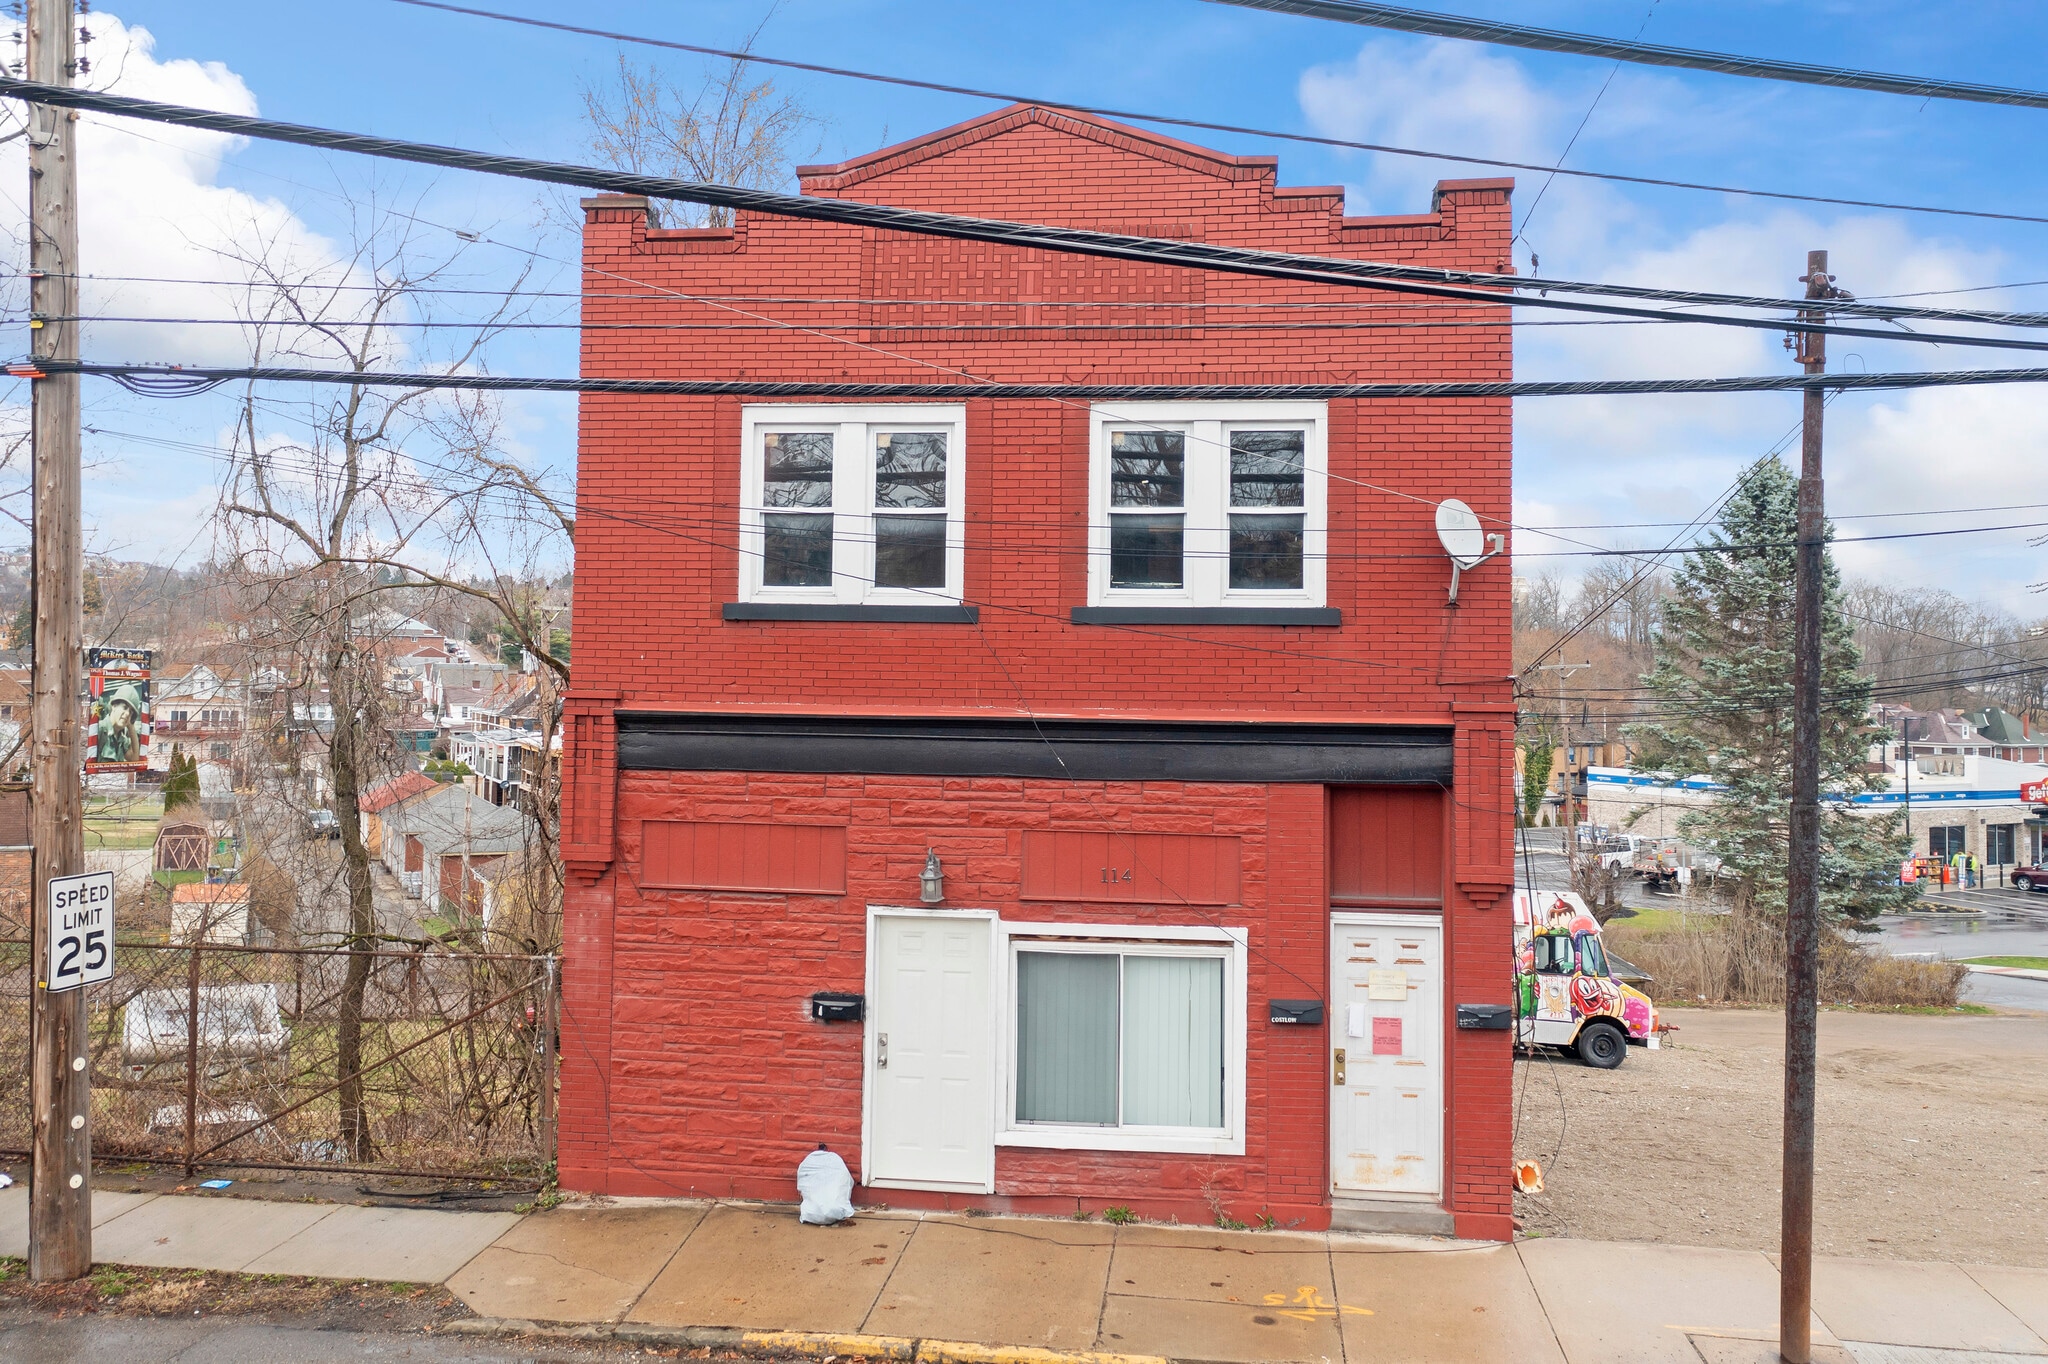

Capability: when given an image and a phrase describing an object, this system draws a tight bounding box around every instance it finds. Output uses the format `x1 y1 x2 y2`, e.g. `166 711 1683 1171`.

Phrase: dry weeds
1606 916 1965 1008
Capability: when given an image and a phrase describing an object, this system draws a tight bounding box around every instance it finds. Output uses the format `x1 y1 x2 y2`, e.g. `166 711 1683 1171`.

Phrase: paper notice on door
1372 1016 1403 1056
1367 968 1407 1001
1346 1002 1368 1038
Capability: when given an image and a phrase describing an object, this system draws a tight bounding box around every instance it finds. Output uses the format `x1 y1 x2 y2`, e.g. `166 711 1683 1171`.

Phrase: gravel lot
1511 1007 2048 1267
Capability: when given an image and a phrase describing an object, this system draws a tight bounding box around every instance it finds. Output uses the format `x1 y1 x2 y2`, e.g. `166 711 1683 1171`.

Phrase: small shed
170 882 251 945
155 819 209 872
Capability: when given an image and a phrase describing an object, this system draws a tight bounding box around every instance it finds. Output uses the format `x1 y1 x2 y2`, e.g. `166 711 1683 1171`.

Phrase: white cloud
0 13 351 366
1298 37 2042 610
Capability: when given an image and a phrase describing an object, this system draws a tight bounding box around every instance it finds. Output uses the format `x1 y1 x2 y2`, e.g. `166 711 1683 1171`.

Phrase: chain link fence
0 938 556 1180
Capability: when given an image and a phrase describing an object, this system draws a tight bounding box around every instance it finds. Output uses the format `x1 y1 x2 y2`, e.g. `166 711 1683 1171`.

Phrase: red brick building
559 106 1518 1238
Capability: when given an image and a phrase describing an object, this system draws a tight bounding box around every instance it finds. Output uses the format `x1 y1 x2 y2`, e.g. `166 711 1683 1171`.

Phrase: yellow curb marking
1263 1285 1374 1321
916 1343 1168 1364
742 1330 917 1361
735 1331 1165 1364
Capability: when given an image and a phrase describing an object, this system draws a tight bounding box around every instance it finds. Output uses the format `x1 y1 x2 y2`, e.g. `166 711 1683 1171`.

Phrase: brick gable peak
795 103 1286 194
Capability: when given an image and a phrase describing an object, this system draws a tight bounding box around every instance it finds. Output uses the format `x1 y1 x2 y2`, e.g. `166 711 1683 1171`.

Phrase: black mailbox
1456 1003 1513 1031
1269 999 1325 1026
811 992 865 1023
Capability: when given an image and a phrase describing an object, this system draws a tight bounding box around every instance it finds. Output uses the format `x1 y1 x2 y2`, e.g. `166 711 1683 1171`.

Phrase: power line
1207 0 2048 110
384 0 2048 230
33 311 1669 333
42 271 2048 311
8 77 2048 351
1528 500 2048 531
47 358 2048 401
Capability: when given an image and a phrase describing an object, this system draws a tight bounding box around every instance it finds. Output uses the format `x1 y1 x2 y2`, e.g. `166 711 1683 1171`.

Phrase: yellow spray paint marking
1261 1286 1373 1321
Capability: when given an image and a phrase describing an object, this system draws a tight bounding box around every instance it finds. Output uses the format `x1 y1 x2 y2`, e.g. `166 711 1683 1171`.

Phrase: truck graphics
1513 889 1659 1068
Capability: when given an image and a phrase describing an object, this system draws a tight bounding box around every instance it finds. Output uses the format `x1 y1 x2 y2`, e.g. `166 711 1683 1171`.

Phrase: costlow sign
45 870 115 992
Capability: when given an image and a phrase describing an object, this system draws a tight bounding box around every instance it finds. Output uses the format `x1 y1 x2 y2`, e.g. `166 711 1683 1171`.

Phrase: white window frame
738 404 967 606
1087 401 1327 610
995 921 1247 1157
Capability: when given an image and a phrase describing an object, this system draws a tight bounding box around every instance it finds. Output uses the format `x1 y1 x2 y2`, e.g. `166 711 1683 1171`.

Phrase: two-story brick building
558 106 1518 1238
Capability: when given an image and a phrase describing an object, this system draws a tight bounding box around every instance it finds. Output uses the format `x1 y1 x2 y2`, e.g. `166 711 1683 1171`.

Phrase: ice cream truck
1513 889 1660 1068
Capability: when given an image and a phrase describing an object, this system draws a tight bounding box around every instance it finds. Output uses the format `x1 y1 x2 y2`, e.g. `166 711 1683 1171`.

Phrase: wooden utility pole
25 0 89 1283
1538 662 1591 858
1780 247 1836 1364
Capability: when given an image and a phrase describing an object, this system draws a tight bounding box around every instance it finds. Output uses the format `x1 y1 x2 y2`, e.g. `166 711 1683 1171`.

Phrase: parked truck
1513 889 1661 1068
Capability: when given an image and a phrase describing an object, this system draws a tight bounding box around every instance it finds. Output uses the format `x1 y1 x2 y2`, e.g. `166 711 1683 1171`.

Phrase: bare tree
213 196 549 1160
577 18 824 229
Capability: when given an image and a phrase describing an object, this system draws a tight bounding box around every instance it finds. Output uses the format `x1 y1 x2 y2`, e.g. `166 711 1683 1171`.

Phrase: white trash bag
797 1145 856 1225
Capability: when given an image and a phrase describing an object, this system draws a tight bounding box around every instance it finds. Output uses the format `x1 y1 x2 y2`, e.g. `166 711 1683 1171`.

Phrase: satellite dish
1435 499 1487 569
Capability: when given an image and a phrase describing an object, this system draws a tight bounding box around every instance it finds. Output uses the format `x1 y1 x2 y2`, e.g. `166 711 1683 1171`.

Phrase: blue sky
36 2 2048 610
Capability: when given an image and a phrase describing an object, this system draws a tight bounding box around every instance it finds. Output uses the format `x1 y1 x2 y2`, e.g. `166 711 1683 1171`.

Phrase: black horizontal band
617 712 1451 783
1071 607 1342 626
722 603 979 623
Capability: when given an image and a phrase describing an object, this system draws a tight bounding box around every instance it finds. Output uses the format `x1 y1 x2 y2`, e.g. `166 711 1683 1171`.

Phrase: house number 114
1100 867 1134 884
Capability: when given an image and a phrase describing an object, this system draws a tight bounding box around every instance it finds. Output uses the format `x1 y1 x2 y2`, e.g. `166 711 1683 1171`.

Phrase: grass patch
1960 956 2048 970
1602 905 1719 934
85 825 161 850
1824 1002 1996 1016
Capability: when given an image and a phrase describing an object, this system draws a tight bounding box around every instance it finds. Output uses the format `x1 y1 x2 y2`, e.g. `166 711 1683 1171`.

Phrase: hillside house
376 782 529 902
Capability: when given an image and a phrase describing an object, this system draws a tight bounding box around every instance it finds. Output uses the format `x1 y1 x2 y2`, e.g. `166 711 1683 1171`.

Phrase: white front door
1330 915 1443 1197
865 912 994 1192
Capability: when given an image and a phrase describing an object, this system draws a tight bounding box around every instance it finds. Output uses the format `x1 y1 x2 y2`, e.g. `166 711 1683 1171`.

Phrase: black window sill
723 603 978 623
1071 606 1341 626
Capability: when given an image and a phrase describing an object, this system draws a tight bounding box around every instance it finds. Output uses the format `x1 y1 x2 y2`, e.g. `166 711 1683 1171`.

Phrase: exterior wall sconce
919 849 945 904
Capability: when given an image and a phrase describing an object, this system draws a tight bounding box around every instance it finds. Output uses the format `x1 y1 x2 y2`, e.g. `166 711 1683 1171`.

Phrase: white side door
865 911 994 1192
1330 915 1443 1197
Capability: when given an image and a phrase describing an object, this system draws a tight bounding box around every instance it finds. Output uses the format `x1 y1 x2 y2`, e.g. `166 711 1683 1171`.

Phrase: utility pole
1899 715 1914 850
25 0 89 1283
1538 662 1591 859
1781 248 1840 1364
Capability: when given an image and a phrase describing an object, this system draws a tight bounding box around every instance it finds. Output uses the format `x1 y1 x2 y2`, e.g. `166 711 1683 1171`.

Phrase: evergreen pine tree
1627 459 1910 925
162 744 200 812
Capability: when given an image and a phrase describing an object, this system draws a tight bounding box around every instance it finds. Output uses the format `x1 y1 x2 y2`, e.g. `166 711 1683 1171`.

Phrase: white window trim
1086 401 1327 610
739 404 967 606
995 920 1248 1157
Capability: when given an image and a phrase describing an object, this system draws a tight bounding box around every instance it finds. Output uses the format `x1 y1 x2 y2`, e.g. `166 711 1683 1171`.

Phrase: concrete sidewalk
7 1189 2048 1363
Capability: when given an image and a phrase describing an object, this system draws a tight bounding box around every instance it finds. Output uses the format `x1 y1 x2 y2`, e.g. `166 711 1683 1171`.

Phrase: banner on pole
84 646 151 772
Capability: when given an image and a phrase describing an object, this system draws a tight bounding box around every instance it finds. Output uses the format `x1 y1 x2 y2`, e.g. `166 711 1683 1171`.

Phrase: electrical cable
42 358 2048 401
384 0 2048 230
1206 0 2048 110
82 421 2048 729
8 78 2048 349
41 270 2048 311
26 310 1679 333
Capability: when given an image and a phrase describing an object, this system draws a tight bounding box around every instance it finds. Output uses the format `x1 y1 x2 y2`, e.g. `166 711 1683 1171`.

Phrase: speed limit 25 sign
46 870 115 992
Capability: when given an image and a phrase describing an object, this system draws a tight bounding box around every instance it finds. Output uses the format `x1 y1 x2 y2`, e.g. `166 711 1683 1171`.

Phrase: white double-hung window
1000 925 1246 1156
1086 402 1327 615
739 405 966 606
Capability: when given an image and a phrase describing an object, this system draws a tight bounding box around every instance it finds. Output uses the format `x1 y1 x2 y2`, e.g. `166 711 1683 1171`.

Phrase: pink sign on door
1372 1016 1403 1056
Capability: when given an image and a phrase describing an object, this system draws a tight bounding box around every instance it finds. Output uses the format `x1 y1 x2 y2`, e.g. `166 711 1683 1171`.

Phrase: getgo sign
45 871 115 992
2024 780 2048 805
